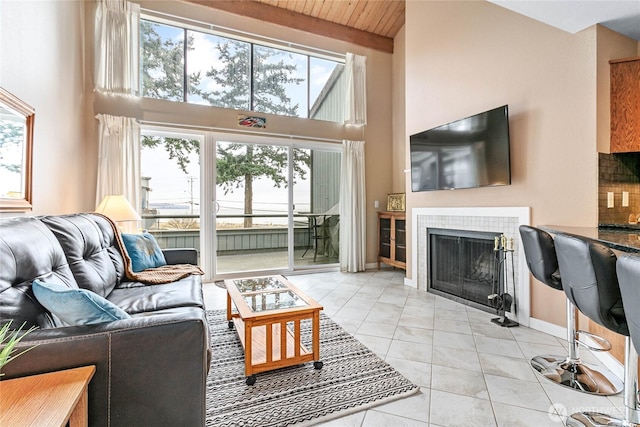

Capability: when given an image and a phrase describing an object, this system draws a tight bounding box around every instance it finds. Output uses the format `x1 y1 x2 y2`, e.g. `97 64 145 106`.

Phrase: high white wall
0 0 90 216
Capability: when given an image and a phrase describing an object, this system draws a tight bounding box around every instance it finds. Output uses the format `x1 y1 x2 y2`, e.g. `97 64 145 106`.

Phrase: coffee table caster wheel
314 361 323 370
228 320 234 329
246 375 256 386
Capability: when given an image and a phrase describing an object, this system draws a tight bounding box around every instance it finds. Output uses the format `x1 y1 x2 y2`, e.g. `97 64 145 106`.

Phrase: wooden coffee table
225 275 324 385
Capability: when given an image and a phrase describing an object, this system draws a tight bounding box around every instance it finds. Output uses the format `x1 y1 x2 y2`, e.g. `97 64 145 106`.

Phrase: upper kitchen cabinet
610 57 640 153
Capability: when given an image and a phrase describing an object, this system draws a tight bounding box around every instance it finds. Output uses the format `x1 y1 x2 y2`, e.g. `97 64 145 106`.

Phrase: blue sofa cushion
32 279 131 326
121 232 167 272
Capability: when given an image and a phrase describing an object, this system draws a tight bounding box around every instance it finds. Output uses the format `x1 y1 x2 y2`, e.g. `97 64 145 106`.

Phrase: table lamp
95 195 141 233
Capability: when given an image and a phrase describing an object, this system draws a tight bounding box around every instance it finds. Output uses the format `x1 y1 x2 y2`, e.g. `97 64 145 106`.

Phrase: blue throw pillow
121 232 167 272
32 279 131 326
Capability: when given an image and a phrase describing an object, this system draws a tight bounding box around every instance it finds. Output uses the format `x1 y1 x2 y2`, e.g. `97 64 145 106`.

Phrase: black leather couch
0 213 210 426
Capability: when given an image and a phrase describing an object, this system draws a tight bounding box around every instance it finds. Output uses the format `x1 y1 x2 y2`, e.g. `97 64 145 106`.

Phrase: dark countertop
540 225 640 254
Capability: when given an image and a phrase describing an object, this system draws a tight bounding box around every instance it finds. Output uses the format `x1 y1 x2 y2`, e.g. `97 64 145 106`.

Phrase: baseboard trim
365 262 378 270
529 317 566 340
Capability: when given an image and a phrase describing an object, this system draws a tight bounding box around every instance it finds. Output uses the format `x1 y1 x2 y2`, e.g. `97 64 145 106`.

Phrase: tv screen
410 105 511 192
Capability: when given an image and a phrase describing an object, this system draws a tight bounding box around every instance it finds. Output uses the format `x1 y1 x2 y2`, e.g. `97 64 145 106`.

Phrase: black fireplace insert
427 228 502 313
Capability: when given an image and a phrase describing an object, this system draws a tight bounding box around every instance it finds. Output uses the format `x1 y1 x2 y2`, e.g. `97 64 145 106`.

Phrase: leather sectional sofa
0 213 210 426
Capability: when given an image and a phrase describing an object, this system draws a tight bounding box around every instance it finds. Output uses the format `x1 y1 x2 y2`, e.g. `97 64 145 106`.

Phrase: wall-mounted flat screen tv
410 105 511 192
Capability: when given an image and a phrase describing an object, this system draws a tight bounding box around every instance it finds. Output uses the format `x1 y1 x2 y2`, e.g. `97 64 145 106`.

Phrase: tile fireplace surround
410 207 531 327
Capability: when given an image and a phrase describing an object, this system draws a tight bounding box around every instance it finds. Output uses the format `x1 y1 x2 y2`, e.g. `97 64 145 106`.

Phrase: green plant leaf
0 321 38 376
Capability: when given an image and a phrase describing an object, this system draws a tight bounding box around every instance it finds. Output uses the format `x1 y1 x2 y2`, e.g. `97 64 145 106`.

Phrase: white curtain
95 114 141 210
95 0 140 95
339 140 366 272
344 53 367 126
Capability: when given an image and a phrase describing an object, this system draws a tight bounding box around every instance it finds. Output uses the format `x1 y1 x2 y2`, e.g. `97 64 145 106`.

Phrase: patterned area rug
205 309 420 426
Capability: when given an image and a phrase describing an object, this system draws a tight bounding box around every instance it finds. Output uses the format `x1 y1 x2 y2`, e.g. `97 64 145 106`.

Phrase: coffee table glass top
231 277 288 293
243 290 308 313
227 275 322 316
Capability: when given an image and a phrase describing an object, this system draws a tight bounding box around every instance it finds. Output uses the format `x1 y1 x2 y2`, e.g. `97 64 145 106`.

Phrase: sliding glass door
209 134 341 278
292 146 341 268
140 127 340 280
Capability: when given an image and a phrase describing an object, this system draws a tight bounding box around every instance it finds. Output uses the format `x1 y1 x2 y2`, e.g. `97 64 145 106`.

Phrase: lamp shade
95 195 141 222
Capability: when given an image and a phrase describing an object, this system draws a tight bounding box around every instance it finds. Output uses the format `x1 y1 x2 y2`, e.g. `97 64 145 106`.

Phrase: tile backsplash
598 152 640 225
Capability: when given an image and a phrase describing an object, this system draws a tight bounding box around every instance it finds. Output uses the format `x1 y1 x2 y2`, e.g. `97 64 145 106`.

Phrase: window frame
139 12 345 120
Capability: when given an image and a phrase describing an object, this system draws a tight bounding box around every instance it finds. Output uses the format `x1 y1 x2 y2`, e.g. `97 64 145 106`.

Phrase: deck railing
142 213 324 254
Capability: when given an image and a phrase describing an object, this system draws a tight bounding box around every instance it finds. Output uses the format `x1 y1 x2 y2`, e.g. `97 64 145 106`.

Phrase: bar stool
519 226 622 395
554 234 627 401
563 251 640 426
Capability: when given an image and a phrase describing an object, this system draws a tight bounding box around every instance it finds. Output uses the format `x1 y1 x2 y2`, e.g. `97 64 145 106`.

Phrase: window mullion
183 28 188 103
250 43 255 111
307 56 310 119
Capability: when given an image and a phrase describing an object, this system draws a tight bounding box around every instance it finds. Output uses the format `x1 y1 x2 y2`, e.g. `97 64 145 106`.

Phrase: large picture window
140 18 345 122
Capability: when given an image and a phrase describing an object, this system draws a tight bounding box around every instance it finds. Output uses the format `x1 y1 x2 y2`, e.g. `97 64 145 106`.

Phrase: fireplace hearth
427 228 502 313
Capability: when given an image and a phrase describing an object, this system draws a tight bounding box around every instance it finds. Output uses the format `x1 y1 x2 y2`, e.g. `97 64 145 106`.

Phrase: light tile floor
203 269 626 427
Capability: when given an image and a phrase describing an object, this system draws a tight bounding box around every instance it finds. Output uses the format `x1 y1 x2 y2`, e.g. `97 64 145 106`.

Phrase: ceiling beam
184 0 395 53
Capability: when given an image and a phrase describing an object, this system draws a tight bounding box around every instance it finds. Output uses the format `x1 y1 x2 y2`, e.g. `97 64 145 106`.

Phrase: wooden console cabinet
610 56 640 153
377 211 406 270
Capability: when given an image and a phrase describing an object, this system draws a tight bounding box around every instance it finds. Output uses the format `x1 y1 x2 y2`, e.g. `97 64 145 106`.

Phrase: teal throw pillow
121 232 167 272
32 279 131 326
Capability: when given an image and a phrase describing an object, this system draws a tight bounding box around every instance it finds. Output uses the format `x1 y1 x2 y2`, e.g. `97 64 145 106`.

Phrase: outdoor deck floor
215 248 339 274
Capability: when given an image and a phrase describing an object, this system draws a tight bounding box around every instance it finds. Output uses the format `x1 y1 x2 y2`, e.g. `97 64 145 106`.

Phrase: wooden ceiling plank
326 1 353 26
384 4 405 37
365 1 393 31
377 2 403 37
301 1 316 16
375 0 404 37
293 0 307 14
323 1 342 22
330 0 361 25
309 0 326 19
357 1 386 33
392 13 406 37
252 0 406 38
345 1 369 28
336 0 362 25
317 0 334 21
373 4 394 34
186 0 395 53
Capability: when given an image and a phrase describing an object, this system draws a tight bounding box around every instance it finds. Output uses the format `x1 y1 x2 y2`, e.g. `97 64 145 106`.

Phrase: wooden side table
0 365 95 427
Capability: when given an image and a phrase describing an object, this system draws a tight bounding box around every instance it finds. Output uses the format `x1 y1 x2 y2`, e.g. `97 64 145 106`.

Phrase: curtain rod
140 120 344 145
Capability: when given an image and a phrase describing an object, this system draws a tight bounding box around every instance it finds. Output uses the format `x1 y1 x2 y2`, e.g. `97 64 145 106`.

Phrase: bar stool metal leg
566 337 639 426
531 300 623 396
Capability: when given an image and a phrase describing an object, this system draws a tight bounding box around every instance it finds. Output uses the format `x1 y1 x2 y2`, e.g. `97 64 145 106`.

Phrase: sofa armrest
163 248 198 265
1 309 209 427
